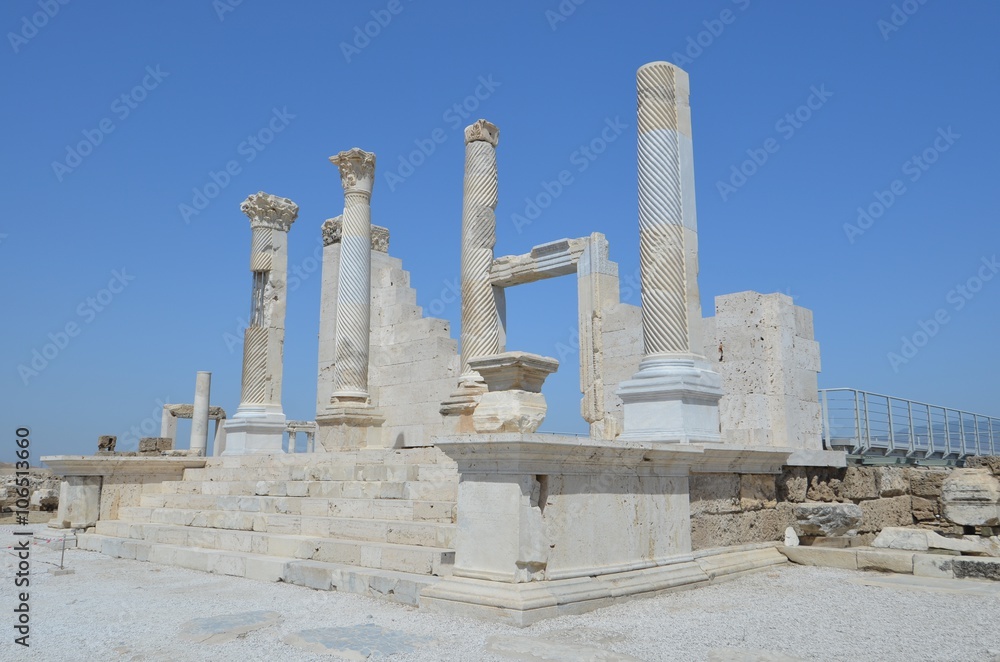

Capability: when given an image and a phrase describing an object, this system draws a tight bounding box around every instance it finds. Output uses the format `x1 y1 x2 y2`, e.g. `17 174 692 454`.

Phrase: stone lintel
164 404 227 420
490 237 592 288
41 455 207 477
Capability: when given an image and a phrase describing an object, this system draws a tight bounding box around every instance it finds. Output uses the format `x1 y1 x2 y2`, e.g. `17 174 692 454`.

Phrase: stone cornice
322 217 390 252
241 191 299 231
41 455 207 477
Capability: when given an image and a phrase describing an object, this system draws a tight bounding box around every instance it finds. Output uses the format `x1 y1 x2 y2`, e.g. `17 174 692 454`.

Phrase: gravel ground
3 524 1000 661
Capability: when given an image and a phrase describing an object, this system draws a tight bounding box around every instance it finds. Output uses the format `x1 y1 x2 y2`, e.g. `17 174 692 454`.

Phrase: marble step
203 447 450 469
94 520 454 576
77 533 437 606
138 493 456 522
159 478 457 501
117 506 456 548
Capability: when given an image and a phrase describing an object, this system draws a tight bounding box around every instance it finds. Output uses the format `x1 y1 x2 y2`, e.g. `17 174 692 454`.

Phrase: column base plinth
222 409 286 455
616 356 723 444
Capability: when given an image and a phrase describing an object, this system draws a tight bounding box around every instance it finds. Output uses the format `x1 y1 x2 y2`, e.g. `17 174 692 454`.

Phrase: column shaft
189 371 211 455
459 120 501 379
332 190 373 399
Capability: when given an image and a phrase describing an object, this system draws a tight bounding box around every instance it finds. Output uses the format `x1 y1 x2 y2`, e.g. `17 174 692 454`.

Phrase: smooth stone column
442 120 502 426
617 61 722 444
189 371 211 455
224 191 298 455
317 148 384 447
160 408 177 445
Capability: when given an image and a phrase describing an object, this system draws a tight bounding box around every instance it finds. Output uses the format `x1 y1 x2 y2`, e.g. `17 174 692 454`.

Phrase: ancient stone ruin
40 61 1000 624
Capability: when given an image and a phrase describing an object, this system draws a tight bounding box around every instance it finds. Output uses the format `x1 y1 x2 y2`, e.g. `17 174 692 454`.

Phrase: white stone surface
784 526 799 547
792 503 862 537
872 527 996 556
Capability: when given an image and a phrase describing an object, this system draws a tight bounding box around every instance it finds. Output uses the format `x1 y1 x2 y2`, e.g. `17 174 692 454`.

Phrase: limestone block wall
600 290 822 450
701 291 822 449
690 465 954 550
317 244 460 447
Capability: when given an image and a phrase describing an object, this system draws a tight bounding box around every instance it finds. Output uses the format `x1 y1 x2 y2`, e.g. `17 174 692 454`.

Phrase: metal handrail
819 387 1000 460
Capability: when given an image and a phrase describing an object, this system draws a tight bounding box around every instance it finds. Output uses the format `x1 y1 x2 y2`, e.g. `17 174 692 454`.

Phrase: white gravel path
3 525 1000 661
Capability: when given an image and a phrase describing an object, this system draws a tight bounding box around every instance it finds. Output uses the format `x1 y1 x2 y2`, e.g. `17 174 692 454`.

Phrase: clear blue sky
2 1 997 462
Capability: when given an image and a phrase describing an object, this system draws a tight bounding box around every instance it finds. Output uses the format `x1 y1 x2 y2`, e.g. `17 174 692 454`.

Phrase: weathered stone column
329 148 376 403
316 149 384 447
223 192 298 455
442 120 502 426
189 371 211 455
617 62 722 444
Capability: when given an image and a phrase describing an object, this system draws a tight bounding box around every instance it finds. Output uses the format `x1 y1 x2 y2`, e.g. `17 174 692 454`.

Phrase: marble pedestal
616 356 723 444
222 408 287 455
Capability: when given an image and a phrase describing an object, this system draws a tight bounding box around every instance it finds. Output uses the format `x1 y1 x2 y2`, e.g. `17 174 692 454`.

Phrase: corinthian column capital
240 191 299 232
464 119 499 147
329 148 376 195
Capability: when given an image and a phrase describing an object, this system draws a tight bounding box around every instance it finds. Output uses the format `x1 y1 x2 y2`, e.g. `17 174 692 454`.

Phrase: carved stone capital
322 216 343 246
464 119 499 147
240 192 299 231
322 216 390 253
329 148 376 194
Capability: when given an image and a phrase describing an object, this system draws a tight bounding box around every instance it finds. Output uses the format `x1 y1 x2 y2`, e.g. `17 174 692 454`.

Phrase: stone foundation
691 464 957 550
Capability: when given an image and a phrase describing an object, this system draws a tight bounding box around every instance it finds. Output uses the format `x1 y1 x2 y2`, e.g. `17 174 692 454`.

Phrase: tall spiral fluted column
330 148 376 402
316 148 384 450
459 119 501 381
224 191 298 455
617 62 723 444
441 120 503 429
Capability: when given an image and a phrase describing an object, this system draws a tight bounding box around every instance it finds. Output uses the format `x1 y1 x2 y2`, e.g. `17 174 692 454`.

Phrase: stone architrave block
97 436 117 452
942 469 1000 526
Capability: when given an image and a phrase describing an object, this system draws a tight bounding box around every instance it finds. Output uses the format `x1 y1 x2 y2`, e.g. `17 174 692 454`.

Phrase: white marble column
459 119 502 382
442 120 502 425
329 148 376 403
617 62 722 444
189 371 211 455
224 191 298 455
316 148 384 445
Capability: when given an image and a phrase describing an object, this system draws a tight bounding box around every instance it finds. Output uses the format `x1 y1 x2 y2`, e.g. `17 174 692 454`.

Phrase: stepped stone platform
78 449 458 605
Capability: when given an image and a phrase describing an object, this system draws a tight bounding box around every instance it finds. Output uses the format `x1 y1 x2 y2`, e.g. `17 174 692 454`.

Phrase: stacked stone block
702 291 822 449
317 239 460 448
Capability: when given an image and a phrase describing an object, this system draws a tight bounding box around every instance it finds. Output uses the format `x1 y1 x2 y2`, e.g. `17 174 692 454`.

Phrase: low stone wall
0 466 60 513
691 464 954 550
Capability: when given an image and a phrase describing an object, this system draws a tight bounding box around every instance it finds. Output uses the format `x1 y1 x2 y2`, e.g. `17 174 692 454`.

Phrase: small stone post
189 371 211 455
223 192 298 455
616 61 722 443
